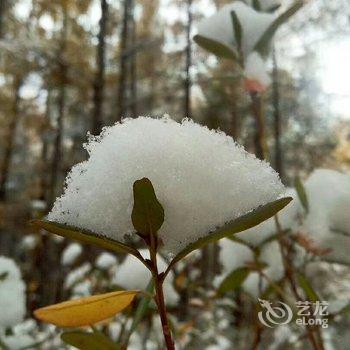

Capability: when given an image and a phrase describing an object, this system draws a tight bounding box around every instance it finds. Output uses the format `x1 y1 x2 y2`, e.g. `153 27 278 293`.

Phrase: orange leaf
34 290 139 327
244 78 267 93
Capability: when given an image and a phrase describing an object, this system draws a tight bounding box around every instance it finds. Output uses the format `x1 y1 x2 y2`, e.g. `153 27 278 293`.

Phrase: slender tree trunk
184 0 192 117
0 0 6 39
0 78 22 201
117 0 132 120
92 0 108 135
272 47 283 179
38 88 52 203
48 7 68 208
130 9 137 117
39 5 68 307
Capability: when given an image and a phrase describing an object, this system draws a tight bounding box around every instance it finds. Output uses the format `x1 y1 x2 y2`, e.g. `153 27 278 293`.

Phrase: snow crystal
61 243 82 266
0 256 26 328
95 252 117 270
197 2 276 57
113 249 179 306
48 117 284 254
244 52 271 88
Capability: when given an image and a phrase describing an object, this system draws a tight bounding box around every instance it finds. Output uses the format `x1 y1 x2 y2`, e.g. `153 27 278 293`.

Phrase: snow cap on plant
196 2 276 58
0 256 26 328
48 116 285 254
195 1 302 59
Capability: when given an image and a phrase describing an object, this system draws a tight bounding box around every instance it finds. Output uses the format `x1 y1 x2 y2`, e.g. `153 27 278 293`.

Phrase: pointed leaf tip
34 290 139 327
132 177 164 236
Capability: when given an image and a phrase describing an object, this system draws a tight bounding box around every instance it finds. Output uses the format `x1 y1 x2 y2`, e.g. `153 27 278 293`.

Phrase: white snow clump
244 52 271 89
0 256 26 328
48 116 284 254
113 249 179 306
61 243 83 266
197 2 276 58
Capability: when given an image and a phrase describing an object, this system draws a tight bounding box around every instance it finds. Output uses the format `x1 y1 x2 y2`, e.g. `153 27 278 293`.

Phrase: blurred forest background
0 0 350 346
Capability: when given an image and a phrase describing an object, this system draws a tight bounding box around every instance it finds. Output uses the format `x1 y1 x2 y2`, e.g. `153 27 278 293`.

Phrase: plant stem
274 216 324 350
148 234 175 350
249 92 266 160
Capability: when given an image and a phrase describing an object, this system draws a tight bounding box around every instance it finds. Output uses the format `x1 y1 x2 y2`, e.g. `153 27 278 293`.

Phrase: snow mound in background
244 52 271 88
61 243 82 266
113 249 179 306
48 116 284 254
197 2 276 57
0 256 26 328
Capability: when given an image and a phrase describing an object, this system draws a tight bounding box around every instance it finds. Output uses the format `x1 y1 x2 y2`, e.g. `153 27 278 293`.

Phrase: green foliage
131 178 164 236
61 331 120 350
193 34 237 60
231 11 242 58
254 1 304 57
218 267 250 294
125 279 154 343
295 176 309 213
252 0 261 11
0 272 9 282
165 197 293 276
30 220 147 268
297 272 319 302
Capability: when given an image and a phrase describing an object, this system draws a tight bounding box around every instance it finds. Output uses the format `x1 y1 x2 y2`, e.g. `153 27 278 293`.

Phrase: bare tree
184 0 193 117
48 5 68 207
0 0 6 39
117 0 134 120
272 47 283 179
0 78 22 201
91 0 108 135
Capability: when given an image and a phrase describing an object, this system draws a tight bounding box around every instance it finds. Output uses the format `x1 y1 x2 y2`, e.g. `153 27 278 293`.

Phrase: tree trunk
91 0 108 135
184 0 192 117
48 6 68 208
38 88 51 203
117 0 133 120
0 0 6 39
0 78 22 201
130 9 137 117
272 47 283 179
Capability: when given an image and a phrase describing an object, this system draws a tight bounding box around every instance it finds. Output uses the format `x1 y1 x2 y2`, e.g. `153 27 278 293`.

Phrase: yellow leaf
34 290 139 327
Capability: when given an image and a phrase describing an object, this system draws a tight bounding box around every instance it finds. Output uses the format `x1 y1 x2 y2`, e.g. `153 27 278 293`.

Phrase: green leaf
230 11 242 53
164 197 293 276
29 220 147 268
295 176 309 213
297 273 319 302
193 34 237 60
254 1 303 57
61 331 120 350
125 279 154 342
218 267 250 294
252 0 261 11
0 272 9 282
132 178 164 236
